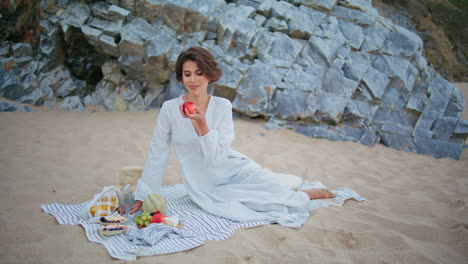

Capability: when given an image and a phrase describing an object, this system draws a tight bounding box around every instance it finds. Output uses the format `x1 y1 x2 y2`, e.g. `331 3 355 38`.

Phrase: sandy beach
0 84 467 263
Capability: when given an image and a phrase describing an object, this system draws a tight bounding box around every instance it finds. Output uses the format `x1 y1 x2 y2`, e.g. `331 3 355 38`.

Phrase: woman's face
182 60 210 97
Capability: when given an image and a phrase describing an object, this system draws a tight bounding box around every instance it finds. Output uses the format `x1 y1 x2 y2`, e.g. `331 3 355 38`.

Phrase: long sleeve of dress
198 99 234 164
134 103 171 201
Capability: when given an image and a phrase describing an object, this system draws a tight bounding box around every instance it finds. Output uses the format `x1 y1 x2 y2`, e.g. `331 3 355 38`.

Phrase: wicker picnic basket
119 166 143 190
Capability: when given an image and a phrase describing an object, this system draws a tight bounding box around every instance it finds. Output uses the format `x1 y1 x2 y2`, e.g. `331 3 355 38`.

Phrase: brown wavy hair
175 47 222 83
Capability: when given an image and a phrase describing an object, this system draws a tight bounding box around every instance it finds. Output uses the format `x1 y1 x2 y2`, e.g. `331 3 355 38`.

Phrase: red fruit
182 102 196 114
151 212 165 223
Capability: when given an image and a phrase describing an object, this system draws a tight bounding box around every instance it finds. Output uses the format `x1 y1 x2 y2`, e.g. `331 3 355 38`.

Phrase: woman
125 47 335 228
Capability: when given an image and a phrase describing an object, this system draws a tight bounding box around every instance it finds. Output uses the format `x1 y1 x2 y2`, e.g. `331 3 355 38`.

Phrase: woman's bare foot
301 188 336 199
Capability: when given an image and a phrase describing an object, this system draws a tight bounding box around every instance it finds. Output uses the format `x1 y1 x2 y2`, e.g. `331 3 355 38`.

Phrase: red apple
182 102 196 114
151 212 165 223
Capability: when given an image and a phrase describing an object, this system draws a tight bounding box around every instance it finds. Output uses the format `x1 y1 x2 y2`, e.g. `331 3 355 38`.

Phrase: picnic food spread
99 215 127 225
142 194 167 214
134 211 181 229
98 225 129 236
89 194 118 217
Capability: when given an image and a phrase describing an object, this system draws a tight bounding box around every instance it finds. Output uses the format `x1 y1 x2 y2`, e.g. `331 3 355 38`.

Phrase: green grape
137 219 144 226
144 220 150 226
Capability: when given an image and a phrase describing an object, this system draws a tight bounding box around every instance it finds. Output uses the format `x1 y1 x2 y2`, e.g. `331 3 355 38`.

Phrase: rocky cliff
1 0 467 159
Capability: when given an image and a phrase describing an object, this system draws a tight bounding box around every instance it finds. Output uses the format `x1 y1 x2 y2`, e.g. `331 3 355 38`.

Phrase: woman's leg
301 189 336 199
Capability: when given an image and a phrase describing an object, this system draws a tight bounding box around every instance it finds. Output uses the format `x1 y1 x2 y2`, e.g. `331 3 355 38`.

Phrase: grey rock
233 62 286 117
260 32 303 68
444 85 465 118
360 22 390 53
425 77 454 116
308 35 345 66
362 66 389 100
0 41 12 56
0 101 18 112
338 0 376 13
257 0 277 17
139 0 225 33
108 5 130 20
61 2 90 28
405 137 462 160
13 56 34 68
359 126 380 146
336 126 365 142
264 117 288 130
308 91 351 124
212 61 244 101
381 122 412 137
84 94 95 106
236 0 263 9
254 14 267 27
119 80 143 101
99 34 119 57
128 95 147 111
454 119 468 135
381 26 423 59
342 52 371 82
121 18 159 43
233 83 271 117
88 17 124 37
60 95 85 111
40 19 59 38
118 55 145 80
338 20 365 50
407 95 427 113
12 43 33 58
144 83 165 108
269 0 295 20
372 55 410 86
286 5 326 39
90 2 111 20
17 87 50 106
1 71 33 101
294 124 340 141
387 109 414 127
322 66 359 95
290 0 337 12
380 81 408 110
265 17 288 33
431 117 459 141
272 89 310 120
145 34 175 83
91 80 116 105
102 60 125 85
380 132 409 150
344 99 378 125
280 66 322 92
165 71 186 101
218 5 256 37
331 5 375 26
81 25 103 44
55 78 80 98
412 110 438 138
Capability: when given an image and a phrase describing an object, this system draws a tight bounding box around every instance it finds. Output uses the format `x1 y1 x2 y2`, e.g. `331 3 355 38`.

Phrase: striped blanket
41 182 365 261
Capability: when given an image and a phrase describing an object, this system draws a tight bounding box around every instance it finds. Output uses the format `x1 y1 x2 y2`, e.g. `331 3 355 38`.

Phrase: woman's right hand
122 200 143 215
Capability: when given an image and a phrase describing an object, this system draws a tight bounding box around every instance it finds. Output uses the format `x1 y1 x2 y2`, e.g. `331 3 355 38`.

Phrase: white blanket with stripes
41 182 365 261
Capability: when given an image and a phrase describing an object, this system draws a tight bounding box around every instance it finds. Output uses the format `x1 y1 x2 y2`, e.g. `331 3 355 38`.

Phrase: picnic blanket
41 182 365 261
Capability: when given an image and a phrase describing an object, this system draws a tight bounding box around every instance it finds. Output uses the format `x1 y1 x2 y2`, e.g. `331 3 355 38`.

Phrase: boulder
60 95 85 111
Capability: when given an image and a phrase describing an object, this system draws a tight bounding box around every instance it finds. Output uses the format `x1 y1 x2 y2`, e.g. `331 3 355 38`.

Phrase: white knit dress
135 95 311 228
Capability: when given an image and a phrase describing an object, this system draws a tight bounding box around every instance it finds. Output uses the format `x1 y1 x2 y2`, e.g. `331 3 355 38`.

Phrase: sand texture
0 104 466 263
